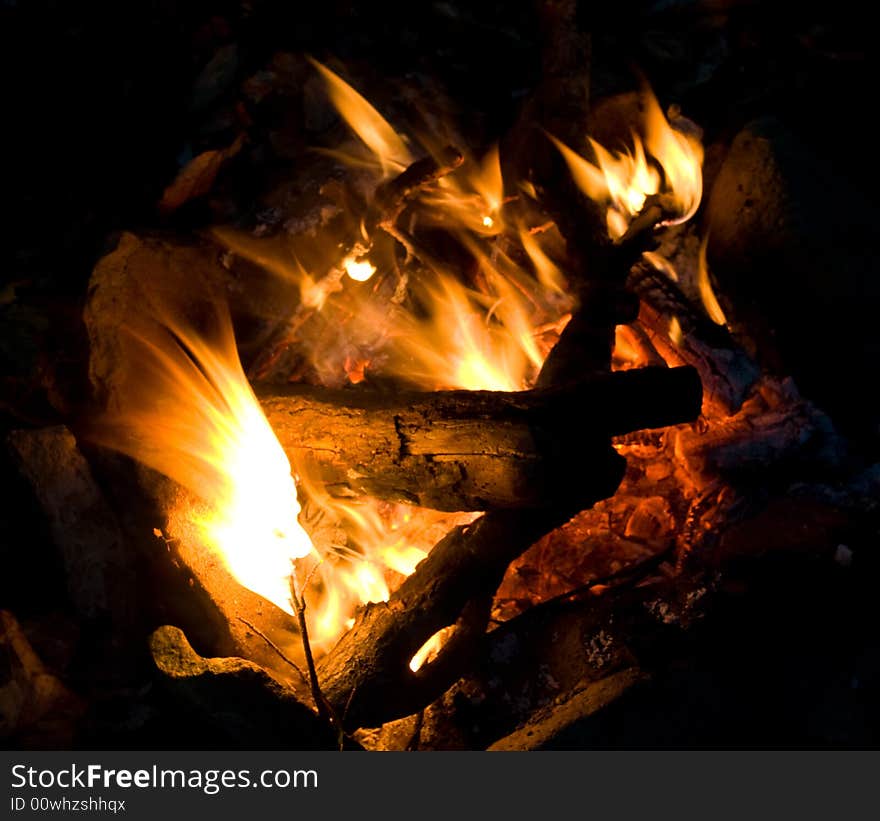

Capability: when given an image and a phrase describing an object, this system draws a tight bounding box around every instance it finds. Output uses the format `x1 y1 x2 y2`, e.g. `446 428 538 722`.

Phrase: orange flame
697 234 727 325
308 58 413 175
141 68 707 662
549 86 703 240
90 294 313 615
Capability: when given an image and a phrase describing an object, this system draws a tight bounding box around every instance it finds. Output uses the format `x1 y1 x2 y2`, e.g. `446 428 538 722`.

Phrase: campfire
4 1 878 750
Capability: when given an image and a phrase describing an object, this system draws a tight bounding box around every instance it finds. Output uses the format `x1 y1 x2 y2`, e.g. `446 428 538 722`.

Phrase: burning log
316 500 622 729
260 365 702 511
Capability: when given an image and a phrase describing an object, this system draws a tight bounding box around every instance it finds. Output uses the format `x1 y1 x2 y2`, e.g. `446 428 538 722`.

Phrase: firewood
246 147 465 381
259 365 702 511
368 145 464 235
316 500 622 729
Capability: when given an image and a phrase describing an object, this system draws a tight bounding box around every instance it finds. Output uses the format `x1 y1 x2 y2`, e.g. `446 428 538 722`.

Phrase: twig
236 617 309 688
368 145 464 234
290 566 332 724
245 148 463 382
542 544 676 608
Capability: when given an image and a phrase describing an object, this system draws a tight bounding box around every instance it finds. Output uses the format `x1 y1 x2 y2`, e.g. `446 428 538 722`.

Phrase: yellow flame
418 145 507 236
191 71 709 659
211 227 335 311
519 224 566 294
697 234 727 325
613 325 645 370
644 97 703 227
91 294 313 615
549 86 703 239
381 248 560 393
294 467 476 651
309 58 413 175
410 626 456 672
310 59 507 239
642 250 679 282
94 66 711 669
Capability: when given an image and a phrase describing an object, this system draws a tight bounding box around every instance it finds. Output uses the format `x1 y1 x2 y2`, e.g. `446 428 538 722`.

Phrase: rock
149 625 340 748
191 43 239 113
706 118 880 445
0 610 85 748
82 233 304 677
6 426 135 642
84 232 298 385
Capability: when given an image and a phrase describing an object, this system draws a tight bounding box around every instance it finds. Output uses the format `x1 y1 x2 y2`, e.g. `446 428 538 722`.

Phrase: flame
422 145 507 235
182 69 706 662
519 223 567 295
549 86 703 239
310 59 506 239
410 626 456 672
697 234 727 325
309 58 413 175
382 246 563 392
210 227 337 311
294 469 477 651
200 67 577 653
613 325 646 370
343 255 377 282
668 315 683 347
642 250 679 282
90 293 314 614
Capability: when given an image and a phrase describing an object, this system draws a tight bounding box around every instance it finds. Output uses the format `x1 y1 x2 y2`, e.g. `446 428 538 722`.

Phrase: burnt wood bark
259 365 701 511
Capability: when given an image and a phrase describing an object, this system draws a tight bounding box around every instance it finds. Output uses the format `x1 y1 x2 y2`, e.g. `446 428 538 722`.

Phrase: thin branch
235 617 309 688
290 566 331 723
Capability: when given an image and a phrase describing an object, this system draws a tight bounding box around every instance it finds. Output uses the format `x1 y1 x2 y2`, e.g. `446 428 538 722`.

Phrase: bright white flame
409 626 455 672
344 256 377 282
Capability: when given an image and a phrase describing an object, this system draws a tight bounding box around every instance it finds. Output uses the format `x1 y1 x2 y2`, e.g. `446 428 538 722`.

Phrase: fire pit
3 0 879 750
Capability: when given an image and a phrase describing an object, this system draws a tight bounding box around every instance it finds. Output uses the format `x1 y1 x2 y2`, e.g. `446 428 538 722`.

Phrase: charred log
259 365 701 511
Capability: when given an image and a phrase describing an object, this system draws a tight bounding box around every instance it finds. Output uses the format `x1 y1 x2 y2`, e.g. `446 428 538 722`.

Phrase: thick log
260 365 702 511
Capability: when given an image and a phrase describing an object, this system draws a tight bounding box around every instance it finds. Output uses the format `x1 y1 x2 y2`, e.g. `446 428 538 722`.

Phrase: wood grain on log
259 365 702 511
